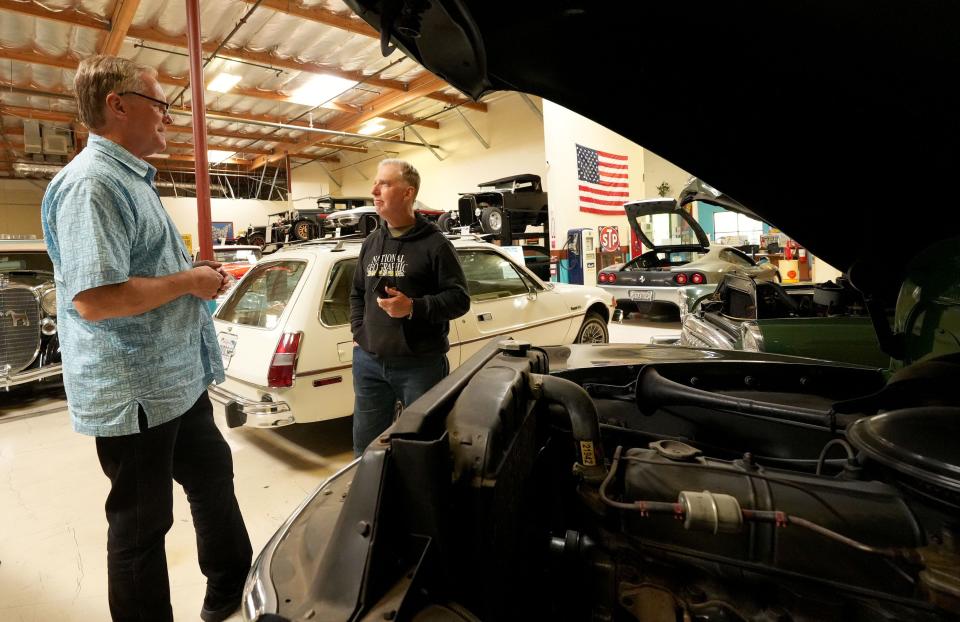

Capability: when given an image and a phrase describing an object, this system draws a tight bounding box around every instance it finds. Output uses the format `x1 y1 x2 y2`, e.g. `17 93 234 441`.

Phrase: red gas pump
785 240 799 261
784 240 808 263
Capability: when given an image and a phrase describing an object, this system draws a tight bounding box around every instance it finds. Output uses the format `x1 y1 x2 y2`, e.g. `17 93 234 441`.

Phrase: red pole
186 0 213 261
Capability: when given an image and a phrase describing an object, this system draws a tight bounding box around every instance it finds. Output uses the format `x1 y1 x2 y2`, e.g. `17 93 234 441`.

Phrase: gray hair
379 158 421 197
74 55 156 131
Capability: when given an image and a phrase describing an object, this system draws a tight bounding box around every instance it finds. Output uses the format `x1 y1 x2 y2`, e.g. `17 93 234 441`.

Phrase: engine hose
534 374 607 480
742 510 922 563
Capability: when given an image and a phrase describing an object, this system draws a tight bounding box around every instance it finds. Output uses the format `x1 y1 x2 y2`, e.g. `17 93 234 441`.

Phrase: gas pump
563 228 597 285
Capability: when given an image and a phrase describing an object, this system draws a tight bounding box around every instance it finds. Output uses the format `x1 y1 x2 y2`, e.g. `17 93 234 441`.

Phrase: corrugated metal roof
0 0 490 177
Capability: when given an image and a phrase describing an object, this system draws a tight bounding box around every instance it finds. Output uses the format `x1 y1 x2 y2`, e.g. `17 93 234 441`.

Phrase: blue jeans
352 346 449 455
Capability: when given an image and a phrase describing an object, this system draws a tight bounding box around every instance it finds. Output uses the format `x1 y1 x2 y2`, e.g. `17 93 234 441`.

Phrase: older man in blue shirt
41 55 251 622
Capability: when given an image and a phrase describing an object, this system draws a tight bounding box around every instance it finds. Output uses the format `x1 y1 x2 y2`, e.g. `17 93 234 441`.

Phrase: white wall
161 197 291 254
643 150 692 201
0 179 49 237
291 92 547 214
542 100 646 251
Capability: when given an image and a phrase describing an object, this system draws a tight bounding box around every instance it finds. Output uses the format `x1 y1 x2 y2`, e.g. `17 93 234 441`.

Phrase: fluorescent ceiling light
207 150 235 164
150 153 170 159
208 72 242 93
289 74 358 106
357 121 386 135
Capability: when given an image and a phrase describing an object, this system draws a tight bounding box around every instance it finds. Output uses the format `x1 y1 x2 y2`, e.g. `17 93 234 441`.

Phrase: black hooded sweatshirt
350 213 470 358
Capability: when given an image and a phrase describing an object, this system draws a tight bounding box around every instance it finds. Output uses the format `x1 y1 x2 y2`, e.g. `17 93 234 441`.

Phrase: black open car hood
345 1 960 300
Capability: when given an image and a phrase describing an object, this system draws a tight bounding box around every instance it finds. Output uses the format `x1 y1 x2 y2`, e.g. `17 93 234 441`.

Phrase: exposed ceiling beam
149 153 249 165
165 140 275 157
425 91 487 113
170 105 326 130
100 0 141 55
328 76 448 133
238 0 377 38
379 112 440 130
0 104 75 123
0 103 355 153
128 26 405 92
247 74 447 169
165 124 368 153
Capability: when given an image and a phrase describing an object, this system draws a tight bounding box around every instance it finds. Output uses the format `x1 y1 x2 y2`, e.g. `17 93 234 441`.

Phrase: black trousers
95 392 252 622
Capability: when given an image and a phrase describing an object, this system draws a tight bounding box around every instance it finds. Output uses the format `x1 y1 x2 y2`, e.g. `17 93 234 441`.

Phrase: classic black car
446 174 549 236
237 197 374 246
240 3 960 622
0 239 61 389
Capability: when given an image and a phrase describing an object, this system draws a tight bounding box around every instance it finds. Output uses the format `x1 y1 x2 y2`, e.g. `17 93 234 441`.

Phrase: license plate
218 332 237 368
629 290 653 301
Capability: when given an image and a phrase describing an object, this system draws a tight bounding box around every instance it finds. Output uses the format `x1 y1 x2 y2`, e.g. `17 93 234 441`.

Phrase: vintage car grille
0 287 41 375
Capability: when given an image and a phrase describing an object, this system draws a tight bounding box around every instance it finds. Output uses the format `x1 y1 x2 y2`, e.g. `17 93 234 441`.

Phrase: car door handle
477 312 493 322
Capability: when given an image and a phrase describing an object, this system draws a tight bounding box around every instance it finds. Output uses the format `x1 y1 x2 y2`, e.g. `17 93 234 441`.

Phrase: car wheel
479 204 503 234
249 233 266 247
292 219 314 241
359 213 380 236
437 212 456 232
575 311 608 344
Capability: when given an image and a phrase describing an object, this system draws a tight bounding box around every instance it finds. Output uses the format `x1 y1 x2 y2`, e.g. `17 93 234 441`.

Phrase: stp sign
598 226 620 252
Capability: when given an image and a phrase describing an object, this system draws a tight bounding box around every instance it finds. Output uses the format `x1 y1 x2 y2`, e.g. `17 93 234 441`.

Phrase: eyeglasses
117 91 171 116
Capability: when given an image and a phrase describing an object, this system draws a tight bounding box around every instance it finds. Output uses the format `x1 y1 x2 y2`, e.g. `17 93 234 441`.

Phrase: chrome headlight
739 322 765 352
41 317 57 336
40 286 57 317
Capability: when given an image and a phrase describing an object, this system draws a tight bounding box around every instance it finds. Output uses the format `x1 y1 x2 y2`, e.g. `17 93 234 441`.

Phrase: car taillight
675 273 688 285
691 272 706 285
268 332 303 388
599 272 616 284
598 272 607 283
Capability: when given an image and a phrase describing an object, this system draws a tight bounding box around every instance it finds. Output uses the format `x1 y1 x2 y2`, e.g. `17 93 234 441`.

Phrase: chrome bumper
1 364 62 390
208 383 295 428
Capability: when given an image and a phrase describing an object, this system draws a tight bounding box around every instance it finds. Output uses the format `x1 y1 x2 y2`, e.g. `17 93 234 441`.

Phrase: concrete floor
0 316 677 621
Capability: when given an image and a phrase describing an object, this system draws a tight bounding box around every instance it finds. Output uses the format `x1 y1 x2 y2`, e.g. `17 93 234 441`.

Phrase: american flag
576 143 629 215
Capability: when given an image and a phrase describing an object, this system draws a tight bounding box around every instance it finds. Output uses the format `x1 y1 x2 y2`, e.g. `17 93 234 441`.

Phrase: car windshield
214 248 262 264
637 212 701 246
216 260 306 329
0 251 53 272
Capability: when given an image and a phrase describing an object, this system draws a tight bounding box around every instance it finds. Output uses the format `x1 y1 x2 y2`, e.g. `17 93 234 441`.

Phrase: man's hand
194 259 231 296
191 265 226 300
377 286 413 318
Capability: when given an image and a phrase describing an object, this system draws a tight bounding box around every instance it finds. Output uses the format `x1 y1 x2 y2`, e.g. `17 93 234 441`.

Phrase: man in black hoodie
349 159 470 455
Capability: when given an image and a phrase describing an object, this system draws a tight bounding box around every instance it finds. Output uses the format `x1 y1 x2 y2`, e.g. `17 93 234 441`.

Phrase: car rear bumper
1 364 62 389
599 284 681 309
208 383 295 428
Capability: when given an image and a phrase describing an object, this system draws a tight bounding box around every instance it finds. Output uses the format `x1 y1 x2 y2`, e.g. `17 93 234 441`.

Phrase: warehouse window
713 212 764 245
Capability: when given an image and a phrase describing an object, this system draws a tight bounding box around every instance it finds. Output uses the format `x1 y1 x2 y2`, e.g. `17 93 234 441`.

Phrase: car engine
261 343 959 622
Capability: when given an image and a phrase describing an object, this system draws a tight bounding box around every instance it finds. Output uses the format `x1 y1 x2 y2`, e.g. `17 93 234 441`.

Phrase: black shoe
200 592 242 622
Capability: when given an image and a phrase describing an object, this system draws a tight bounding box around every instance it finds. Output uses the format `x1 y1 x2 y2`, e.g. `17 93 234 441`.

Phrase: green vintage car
679 272 890 368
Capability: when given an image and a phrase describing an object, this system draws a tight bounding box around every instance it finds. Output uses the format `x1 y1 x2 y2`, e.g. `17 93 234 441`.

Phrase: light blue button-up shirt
41 134 224 437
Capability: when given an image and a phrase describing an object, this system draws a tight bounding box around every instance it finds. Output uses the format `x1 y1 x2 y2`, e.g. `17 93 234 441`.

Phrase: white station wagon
209 235 614 428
